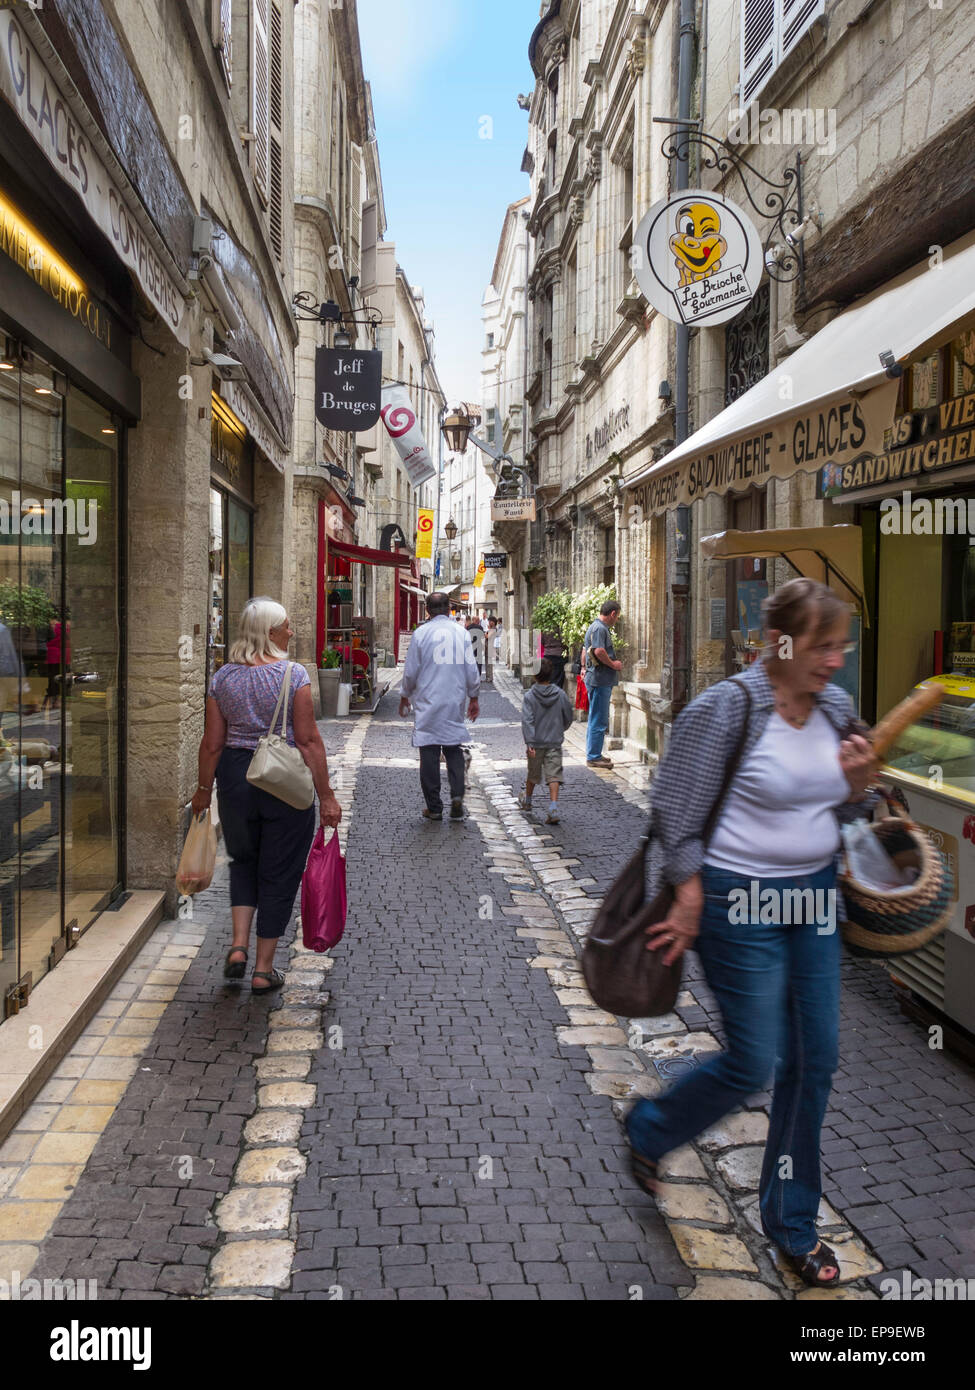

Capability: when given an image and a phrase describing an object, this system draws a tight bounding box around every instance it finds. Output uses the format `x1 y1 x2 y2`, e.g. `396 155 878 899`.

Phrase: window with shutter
741 0 826 104
360 198 379 294
251 0 270 201
268 0 284 259
741 0 775 103
348 142 363 283
213 0 232 89
781 0 824 57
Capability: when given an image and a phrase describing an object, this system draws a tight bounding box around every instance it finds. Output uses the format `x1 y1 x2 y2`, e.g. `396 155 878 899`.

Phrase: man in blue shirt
583 599 622 768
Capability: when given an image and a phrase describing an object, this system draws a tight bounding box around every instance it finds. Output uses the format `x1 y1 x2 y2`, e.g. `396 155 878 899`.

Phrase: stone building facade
482 197 531 639
0 0 300 1070
517 0 975 765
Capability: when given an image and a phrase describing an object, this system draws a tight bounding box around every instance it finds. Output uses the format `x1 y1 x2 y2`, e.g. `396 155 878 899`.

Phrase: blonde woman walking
192 598 341 993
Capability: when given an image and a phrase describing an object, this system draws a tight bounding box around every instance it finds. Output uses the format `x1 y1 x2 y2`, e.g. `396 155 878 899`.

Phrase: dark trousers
419 745 465 812
217 747 315 939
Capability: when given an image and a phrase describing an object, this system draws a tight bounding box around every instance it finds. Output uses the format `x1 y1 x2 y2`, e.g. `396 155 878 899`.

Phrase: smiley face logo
669 202 728 287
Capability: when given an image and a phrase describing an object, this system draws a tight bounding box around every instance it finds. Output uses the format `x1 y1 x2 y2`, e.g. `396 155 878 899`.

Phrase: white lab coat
401 615 480 747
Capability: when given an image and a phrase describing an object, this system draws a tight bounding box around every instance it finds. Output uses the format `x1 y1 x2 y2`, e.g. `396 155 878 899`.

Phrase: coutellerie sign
627 385 897 519
820 385 975 499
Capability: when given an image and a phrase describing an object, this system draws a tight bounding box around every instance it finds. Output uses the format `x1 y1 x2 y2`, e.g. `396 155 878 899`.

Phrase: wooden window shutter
251 0 270 202
781 0 824 58
741 0 775 103
268 0 284 259
213 0 233 88
348 142 363 283
360 197 379 294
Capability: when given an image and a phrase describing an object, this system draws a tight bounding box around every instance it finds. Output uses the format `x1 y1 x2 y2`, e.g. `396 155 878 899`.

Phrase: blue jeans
625 862 840 1256
585 684 613 760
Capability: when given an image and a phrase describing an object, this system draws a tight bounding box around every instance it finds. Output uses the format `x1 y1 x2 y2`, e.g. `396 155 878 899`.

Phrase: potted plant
0 581 58 668
318 647 342 717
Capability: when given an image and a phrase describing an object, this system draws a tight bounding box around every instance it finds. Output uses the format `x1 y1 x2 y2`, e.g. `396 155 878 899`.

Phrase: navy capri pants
216 747 316 939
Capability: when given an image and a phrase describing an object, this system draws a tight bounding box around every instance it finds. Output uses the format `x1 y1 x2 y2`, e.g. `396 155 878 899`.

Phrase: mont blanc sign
634 190 764 327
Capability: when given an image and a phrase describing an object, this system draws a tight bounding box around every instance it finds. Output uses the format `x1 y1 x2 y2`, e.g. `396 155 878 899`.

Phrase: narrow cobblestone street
2 676 971 1305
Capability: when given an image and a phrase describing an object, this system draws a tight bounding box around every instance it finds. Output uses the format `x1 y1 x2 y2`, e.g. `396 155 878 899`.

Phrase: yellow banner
474 561 486 588
415 508 434 559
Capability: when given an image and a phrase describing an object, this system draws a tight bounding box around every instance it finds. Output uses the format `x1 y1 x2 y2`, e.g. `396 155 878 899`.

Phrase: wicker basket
840 803 955 959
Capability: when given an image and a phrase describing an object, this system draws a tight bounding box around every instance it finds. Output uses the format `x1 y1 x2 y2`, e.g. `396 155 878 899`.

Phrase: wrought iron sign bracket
292 292 385 334
657 123 809 290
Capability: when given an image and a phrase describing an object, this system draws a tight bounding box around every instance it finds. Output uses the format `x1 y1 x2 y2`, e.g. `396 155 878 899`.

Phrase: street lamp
444 516 458 591
442 409 474 455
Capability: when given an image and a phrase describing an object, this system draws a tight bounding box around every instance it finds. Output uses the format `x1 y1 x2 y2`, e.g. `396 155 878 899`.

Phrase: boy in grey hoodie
518 658 575 823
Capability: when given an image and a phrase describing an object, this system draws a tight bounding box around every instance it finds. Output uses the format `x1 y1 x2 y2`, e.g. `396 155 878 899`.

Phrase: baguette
870 682 945 761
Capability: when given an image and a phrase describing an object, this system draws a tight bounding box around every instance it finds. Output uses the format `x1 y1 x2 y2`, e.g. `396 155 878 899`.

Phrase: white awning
626 232 975 516
701 524 868 623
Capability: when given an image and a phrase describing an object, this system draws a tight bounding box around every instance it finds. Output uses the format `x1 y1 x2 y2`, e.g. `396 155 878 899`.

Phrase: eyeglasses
809 642 856 657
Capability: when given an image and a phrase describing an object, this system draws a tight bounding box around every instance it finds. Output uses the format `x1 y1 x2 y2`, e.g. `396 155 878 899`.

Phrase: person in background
541 628 567 693
400 591 480 822
493 618 503 666
192 597 342 993
468 615 485 676
518 657 574 824
624 578 875 1288
583 598 622 768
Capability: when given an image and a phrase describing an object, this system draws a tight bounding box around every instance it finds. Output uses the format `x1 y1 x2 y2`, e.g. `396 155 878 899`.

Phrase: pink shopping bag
301 827 347 953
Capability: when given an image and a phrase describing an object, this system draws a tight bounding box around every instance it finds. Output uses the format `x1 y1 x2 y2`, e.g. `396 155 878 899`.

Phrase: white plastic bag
841 821 916 893
176 810 217 896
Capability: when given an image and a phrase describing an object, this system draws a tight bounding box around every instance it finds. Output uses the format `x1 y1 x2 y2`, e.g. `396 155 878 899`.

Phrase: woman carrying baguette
192 598 342 994
626 578 875 1287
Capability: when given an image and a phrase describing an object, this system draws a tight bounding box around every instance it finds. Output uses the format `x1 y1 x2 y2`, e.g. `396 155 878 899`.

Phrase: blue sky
358 0 535 405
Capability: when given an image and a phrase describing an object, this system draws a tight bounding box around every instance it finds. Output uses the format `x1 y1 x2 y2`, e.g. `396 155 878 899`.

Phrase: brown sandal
784 1241 841 1287
224 947 248 980
251 968 285 995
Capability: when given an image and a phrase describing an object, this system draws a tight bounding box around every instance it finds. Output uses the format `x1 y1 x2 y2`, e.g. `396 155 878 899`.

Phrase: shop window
725 282 770 405
725 486 768 673
742 0 825 105
0 347 121 1008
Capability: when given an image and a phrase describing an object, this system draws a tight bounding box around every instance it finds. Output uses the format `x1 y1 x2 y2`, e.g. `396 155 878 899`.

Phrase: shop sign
380 385 436 488
819 384 975 501
634 190 764 327
0 11 187 343
218 378 288 474
585 403 630 462
315 347 382 431
483 552 507 569
628 385 896 519
0 189 117 350
491 497 536 522
415 508 434 560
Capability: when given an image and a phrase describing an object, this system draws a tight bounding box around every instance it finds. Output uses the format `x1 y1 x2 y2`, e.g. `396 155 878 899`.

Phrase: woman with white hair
192 598 342 993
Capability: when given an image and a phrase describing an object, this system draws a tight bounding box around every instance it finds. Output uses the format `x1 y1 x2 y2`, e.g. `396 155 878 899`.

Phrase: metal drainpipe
671 0 697 713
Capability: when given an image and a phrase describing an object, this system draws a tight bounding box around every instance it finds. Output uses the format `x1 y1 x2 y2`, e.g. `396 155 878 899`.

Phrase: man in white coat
399 591 480 821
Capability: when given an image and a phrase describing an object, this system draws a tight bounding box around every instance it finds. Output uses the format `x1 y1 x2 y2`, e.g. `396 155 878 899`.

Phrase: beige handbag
246 662 315 810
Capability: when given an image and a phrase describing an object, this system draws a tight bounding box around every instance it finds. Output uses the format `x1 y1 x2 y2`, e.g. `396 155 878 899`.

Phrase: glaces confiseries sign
634 190 764 328
0 10 187 343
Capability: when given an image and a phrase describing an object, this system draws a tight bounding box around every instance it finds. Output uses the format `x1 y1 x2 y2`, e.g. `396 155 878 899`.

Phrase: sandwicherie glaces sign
633 190 764 327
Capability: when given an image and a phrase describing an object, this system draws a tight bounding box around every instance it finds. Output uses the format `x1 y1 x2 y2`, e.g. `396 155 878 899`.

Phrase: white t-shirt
704 708 850 877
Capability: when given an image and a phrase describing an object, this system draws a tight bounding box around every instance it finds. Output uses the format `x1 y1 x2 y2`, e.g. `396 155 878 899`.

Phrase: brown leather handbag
582 680 752 1018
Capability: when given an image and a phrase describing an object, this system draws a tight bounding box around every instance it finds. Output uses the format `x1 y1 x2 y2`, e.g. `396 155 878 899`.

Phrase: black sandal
224 947 248 980
630 1149 660 1197
251 968 285 995
784 1241 841 1287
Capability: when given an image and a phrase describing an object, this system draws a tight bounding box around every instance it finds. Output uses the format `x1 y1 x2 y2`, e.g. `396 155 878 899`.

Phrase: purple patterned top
208 661 310 750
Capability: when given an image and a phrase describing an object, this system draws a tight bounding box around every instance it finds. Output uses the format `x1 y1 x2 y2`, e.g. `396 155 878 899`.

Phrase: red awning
328 539 411 568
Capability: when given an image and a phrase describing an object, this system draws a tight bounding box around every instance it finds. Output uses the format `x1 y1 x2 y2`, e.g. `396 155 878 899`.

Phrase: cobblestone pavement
13 673 975 1300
